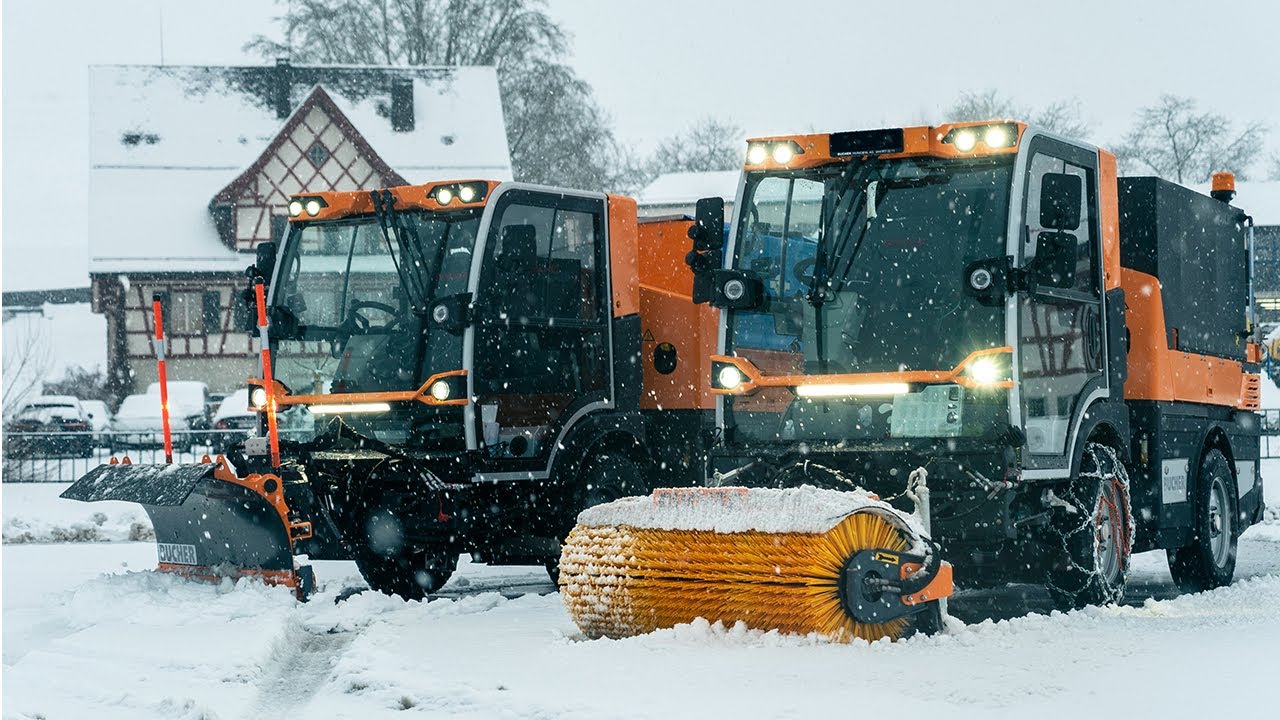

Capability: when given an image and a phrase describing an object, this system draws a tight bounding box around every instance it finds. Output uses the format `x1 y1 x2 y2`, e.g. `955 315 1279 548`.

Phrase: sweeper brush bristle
560 509 912 642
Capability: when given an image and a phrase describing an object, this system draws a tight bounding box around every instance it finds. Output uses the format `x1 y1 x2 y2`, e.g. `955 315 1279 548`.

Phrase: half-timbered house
88 62 512 397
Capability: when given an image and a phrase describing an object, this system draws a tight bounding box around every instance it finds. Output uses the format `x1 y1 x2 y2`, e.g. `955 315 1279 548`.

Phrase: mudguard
61 457 317 596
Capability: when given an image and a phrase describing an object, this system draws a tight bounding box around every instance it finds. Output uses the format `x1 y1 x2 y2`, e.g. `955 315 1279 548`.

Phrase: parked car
211 388 255 451
79 400 113 446
5 395 94 458
146 381 212 430
109 393 201 453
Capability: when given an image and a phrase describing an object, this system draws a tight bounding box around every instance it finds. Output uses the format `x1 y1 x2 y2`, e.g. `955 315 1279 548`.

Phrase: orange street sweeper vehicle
561 121 1265 639
63 180 729 598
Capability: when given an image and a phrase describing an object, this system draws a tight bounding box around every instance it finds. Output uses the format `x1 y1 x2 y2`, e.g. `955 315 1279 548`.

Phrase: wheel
904 601 947 638
1167 449 1238 593
544 451 647 583
1045 442 1134 610
353 505 457 601
579 451 646 509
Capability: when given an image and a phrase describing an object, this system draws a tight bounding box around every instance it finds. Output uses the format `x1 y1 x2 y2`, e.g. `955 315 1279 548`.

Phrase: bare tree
246 0 631 190
1269 153 1280 181
1115 95 1268 183
2 317 52 416
947 89 1091 140
45 366 112 406
647 118 743 175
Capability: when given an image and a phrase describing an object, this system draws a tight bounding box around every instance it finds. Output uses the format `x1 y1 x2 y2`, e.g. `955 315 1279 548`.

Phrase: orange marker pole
254 280 282 469
151 295 174 464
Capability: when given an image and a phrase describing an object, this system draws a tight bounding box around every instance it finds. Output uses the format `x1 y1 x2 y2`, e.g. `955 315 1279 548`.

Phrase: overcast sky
4 0 1279 291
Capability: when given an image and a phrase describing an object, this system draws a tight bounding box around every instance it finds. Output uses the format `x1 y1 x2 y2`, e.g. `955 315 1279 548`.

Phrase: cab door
470 188 611 466
1017 136 1106 473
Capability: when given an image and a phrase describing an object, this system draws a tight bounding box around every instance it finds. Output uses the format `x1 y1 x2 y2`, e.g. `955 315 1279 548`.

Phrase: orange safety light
1211 171 1236 202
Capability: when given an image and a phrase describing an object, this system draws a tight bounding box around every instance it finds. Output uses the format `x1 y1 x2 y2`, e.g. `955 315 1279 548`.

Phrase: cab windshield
267 209 480 447
725 156 1012 445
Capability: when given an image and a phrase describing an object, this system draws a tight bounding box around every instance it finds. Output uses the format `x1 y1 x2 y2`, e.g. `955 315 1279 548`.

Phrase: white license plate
157 543 198 565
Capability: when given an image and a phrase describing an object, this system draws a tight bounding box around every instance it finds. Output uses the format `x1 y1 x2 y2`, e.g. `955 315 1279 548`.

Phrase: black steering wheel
329 300 403 358
348 300 401 332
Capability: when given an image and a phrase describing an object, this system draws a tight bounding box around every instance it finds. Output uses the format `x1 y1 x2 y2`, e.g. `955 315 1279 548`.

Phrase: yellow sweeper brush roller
559 486 953 642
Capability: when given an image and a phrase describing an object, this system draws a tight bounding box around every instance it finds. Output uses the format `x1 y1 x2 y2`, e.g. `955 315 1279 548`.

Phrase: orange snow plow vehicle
63 180 720 598
559 120 1264 640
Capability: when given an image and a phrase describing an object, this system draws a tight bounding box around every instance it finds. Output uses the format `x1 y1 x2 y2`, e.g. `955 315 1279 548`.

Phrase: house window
203 291 223 335
307 142 329 168
159 290 205 336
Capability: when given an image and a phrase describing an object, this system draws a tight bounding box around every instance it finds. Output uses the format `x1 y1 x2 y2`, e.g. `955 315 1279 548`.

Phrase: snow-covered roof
636 170 741 207
88 63 512 273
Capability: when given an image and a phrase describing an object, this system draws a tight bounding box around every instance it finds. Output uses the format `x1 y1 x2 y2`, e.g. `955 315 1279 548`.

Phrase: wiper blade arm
370 190 429 312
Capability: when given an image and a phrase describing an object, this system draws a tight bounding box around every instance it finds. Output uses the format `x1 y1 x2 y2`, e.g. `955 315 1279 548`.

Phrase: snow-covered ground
3 475 1278 719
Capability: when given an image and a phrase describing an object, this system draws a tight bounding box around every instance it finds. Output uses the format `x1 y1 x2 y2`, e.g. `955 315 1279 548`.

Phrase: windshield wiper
804 166 877 372
370 189 429 313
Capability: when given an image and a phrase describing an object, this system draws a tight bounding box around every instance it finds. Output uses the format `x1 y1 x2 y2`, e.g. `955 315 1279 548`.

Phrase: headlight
968 267 994 291
435 187 454 205
968 357 1003 385
745 140 804 166
717 365 744 390
304 199 323 216
953 130 978 153
458 184 477 203
250 386 269 410
429 379 452 401
288 200 303 217
984 125 1012 148
722 278 746 302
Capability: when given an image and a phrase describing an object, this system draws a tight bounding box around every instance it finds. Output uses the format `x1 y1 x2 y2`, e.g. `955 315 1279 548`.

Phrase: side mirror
1029 231 1077 290
686 197 725 304
688 197 724 252
254 241 279 283
1039 173 1082 231
428 292 472 335
962 256 1014 306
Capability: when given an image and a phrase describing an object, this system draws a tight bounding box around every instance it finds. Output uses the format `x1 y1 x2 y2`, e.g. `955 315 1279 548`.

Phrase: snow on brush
577 483 926 536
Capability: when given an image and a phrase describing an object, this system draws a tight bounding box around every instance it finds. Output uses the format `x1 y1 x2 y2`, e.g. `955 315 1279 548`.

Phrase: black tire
545 451 646 584
353 505 457 601
579 451 646 509
1046 443 1134 611
1167 449 1238 593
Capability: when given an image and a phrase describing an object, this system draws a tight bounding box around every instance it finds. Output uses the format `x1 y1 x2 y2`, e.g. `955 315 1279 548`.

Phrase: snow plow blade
559 486 953 642
61 457 316 597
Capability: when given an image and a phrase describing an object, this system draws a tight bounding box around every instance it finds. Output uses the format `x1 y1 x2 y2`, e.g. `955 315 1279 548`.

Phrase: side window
1024 152 1098 296
487 201 604 322
549 208 600 321
1019 144 1103 458
474 191 610 459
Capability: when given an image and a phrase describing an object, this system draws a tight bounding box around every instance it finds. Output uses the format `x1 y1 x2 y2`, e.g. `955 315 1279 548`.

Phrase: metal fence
2 429 251 482
7 412 1280 483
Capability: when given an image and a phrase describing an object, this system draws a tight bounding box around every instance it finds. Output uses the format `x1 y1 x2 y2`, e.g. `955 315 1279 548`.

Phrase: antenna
158 2 165 65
